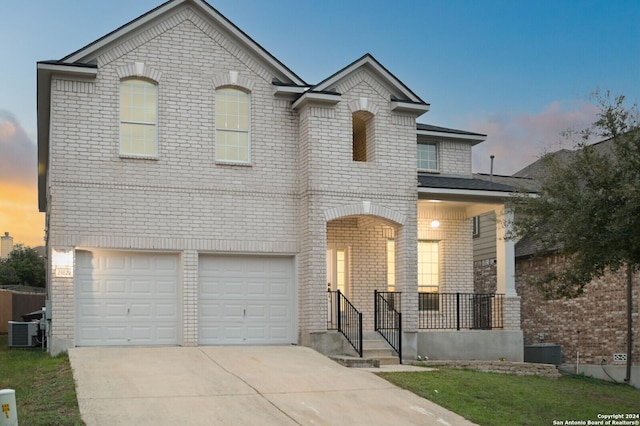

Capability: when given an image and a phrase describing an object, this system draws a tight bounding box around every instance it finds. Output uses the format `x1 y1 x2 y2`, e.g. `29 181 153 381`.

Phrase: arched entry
324 201 406 331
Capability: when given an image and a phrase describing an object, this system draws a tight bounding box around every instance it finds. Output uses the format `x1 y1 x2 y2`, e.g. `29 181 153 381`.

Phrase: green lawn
0 334 84 426
378 368 640 426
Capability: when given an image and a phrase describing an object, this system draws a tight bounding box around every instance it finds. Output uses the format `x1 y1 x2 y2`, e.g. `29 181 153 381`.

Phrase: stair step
378 356 400 366
329 355 380 368
363 348 395 358
363 339 392 349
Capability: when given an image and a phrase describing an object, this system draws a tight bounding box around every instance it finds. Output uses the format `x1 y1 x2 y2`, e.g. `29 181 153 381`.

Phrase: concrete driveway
69 346 475 425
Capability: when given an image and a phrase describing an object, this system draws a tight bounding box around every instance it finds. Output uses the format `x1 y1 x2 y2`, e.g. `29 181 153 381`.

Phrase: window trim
417 142 438 172
472 216 480 238
119 78 159 159
215 87 251 165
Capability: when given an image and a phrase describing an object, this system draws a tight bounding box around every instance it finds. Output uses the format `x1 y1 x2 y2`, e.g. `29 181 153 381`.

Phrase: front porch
326 289 523 362
306 190 523 362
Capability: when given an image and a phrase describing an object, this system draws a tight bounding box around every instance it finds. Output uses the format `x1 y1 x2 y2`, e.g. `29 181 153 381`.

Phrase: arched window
120 79 158 156
215 87 250 163
352 111 374 162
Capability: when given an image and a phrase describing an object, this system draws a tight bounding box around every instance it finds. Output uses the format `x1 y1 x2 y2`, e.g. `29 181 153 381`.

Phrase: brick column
182 250 198 346
397 212 418 333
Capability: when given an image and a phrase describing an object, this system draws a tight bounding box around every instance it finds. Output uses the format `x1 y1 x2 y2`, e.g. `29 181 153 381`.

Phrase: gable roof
60 0 306 85
307 53 430 115
37 0 308 212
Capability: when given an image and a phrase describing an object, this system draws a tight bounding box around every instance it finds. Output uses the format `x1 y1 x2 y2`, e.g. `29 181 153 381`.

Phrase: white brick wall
45 3 497 352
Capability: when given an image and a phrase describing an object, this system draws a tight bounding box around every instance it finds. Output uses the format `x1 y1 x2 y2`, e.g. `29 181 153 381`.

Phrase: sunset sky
1 0 639 247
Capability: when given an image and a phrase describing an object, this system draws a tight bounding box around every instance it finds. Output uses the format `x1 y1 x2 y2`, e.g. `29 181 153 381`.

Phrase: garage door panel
105 279 127 295
105 255 126 271
156 304 178 319
198 255 295 345
75 251 179 346
77 303 103 319
156 280 178 296
130 280 152 295
105 303 128 319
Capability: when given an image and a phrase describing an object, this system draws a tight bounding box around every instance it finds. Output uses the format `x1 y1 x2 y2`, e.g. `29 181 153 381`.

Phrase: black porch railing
374 290 402 363
327 290 363 357
418 293 504 330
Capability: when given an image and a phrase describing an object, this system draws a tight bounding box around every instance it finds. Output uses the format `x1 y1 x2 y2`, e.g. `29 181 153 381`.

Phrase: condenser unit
7 321 39 348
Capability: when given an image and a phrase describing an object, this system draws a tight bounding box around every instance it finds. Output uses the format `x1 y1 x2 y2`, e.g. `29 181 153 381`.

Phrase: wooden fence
0 289 46 333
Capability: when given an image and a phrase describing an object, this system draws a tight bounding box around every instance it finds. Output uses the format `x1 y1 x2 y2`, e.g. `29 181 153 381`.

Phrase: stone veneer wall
473 258 497 294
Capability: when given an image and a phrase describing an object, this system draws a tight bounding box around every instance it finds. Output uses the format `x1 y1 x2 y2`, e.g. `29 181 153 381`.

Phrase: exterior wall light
52 249 74 278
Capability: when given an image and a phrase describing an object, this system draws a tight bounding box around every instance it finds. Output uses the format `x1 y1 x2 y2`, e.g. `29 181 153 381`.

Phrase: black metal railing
418 293 504 330
374 290 402 363
327 290 363 357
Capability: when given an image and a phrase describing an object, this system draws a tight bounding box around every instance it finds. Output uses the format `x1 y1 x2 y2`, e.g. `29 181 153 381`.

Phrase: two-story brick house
37 0 523 360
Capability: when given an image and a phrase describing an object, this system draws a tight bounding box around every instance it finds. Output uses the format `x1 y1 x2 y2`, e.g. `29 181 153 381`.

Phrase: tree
0 244 45 288
509 91 639 383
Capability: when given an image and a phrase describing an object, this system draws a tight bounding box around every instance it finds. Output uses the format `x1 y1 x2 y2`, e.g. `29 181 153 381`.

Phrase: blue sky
1 0 639 245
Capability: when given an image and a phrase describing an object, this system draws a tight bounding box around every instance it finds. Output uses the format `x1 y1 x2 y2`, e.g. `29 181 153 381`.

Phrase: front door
326 247 349 295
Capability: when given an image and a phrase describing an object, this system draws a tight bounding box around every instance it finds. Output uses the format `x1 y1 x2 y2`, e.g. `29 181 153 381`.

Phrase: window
352 111 374 162
418 241 439 310
418 143 437 170
472 216 480 237
215 88 250 163
387 239 395 291
120 79 158 156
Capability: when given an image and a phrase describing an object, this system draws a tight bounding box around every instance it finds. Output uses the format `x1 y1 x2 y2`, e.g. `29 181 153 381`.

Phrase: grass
378 368 640 426
0 334 84 425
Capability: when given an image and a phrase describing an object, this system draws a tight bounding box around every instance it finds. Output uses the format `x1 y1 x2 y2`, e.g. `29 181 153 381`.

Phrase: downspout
624 263 633 383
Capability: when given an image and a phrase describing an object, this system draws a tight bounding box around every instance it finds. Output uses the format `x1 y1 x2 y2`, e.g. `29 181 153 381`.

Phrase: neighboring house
37 0 523 360
473 139 639 385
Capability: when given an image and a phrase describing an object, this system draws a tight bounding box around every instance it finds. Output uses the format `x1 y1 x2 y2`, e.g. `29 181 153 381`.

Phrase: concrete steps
331 333 400 368
363 336 400 366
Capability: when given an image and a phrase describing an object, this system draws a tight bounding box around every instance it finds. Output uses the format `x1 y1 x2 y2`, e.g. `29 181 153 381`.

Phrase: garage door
198 255 295 345
75 250 179 346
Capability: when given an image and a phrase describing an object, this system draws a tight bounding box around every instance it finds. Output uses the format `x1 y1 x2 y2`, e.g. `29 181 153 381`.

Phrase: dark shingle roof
418 174 516 192
473 173 539 192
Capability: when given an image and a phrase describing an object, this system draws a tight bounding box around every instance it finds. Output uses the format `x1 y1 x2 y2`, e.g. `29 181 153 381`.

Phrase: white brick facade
39 0 519 357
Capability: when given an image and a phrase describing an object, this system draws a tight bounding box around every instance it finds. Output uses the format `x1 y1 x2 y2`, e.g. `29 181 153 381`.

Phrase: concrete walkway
69 346 475 426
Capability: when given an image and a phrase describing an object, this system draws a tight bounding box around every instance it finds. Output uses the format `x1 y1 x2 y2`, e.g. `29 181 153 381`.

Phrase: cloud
0 110 43 246
469 101 600 175
0 110 37 187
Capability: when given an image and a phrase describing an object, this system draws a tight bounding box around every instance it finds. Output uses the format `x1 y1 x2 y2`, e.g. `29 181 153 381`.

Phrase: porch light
430 201 440 228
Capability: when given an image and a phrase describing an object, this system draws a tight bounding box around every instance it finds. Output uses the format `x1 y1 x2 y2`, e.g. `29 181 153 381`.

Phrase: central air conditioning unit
8 321 39 348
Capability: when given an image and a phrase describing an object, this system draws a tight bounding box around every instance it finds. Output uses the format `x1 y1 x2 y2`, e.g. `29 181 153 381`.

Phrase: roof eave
291 91 342 110
391 100 430 117
417 129 487 144
418 186 515 201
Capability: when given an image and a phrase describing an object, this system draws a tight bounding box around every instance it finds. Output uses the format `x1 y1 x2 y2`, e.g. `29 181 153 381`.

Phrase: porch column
495 207 516 296
396 214 418 333
495 207 521 330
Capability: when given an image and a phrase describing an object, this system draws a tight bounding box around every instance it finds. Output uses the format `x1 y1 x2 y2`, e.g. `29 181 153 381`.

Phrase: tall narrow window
387 239 395 292
352 111 374 162
120 79 157 156
418 240 439 310
216 88 250 163
418 143 438 170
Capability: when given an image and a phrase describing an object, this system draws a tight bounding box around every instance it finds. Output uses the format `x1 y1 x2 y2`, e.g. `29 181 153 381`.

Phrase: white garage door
75 250 179 346
198 255 295 345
